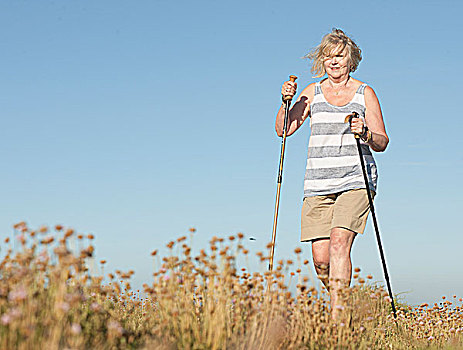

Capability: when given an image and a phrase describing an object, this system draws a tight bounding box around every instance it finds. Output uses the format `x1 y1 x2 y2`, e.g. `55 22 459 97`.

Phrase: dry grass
0 222 462 349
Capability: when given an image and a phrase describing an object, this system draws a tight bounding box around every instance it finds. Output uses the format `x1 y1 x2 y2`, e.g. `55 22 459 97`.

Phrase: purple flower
90 302 101 312
8 286 27 302
1 314 11 325
71 323 82 335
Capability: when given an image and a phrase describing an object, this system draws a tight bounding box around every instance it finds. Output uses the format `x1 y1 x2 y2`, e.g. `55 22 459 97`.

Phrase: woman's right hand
281 80 297 100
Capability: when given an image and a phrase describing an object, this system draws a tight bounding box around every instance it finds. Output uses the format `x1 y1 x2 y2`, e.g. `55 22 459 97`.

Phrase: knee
329 235 351 256
313 258 329 271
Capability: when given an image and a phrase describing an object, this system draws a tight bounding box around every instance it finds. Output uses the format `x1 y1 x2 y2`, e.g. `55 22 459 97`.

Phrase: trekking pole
345 112 397 318
269 75 297 271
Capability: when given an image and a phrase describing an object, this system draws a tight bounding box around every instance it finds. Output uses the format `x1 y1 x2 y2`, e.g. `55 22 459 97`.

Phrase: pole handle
283 75 298 101
344 112 361 139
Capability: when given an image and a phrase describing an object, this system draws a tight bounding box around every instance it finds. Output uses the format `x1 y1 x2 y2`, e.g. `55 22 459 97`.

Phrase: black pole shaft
269 99 290 271
355 137 397 318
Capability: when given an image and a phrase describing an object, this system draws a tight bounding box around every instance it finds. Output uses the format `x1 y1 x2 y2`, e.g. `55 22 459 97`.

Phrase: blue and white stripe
304 82 377 197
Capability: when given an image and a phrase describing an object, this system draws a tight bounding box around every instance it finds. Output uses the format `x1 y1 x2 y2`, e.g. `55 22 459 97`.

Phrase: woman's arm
275 83 314 137
364 86 389 152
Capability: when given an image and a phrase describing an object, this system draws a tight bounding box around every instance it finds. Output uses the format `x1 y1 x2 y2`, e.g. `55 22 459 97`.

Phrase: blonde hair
305 28 362 78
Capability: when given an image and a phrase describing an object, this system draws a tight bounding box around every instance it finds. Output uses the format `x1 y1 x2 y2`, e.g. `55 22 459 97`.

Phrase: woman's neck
327 75 350 87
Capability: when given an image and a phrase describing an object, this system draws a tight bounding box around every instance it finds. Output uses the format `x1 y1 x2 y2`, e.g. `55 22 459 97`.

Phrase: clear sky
0 0 461 305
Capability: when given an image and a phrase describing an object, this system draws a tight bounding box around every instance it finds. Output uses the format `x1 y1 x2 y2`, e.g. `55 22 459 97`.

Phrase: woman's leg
329 227 356 318
311 238 331 289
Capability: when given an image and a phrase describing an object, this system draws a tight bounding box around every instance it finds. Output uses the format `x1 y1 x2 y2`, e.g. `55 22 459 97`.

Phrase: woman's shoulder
299 82 317 100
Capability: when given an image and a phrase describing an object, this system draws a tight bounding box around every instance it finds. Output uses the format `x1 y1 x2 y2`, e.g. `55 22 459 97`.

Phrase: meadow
0 222 461 349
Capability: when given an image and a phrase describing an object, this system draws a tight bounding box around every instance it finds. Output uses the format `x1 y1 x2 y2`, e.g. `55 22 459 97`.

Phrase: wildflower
90 302 101 312
58 302 70 312
13 221 26 229
71 323 82 335
8 286 27 302
1 314 11 325
40 236 54 244
108 320 123 336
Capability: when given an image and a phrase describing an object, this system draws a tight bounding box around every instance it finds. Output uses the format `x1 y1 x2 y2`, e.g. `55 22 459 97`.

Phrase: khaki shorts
301 188 375 242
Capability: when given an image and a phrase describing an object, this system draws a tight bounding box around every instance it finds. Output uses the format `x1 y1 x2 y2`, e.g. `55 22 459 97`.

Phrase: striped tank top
304 82 377 197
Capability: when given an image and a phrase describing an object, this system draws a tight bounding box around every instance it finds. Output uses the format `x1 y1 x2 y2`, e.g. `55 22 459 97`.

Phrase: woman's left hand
350 117 364 135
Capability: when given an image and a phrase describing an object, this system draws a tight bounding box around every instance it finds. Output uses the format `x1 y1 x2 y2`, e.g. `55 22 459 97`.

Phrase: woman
275 28 389 317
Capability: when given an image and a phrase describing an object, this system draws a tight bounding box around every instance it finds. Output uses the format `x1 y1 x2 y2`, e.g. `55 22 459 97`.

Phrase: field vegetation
0 222 462 349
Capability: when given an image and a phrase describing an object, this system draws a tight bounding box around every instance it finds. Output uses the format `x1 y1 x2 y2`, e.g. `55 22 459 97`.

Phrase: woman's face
323 47 350 79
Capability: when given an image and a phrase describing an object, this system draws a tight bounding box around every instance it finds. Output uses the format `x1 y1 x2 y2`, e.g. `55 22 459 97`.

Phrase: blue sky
0 0 461 305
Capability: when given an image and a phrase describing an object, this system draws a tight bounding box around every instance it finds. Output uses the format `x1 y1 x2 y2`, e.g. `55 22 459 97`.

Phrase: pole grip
344 112 361 138
283 75 298 101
